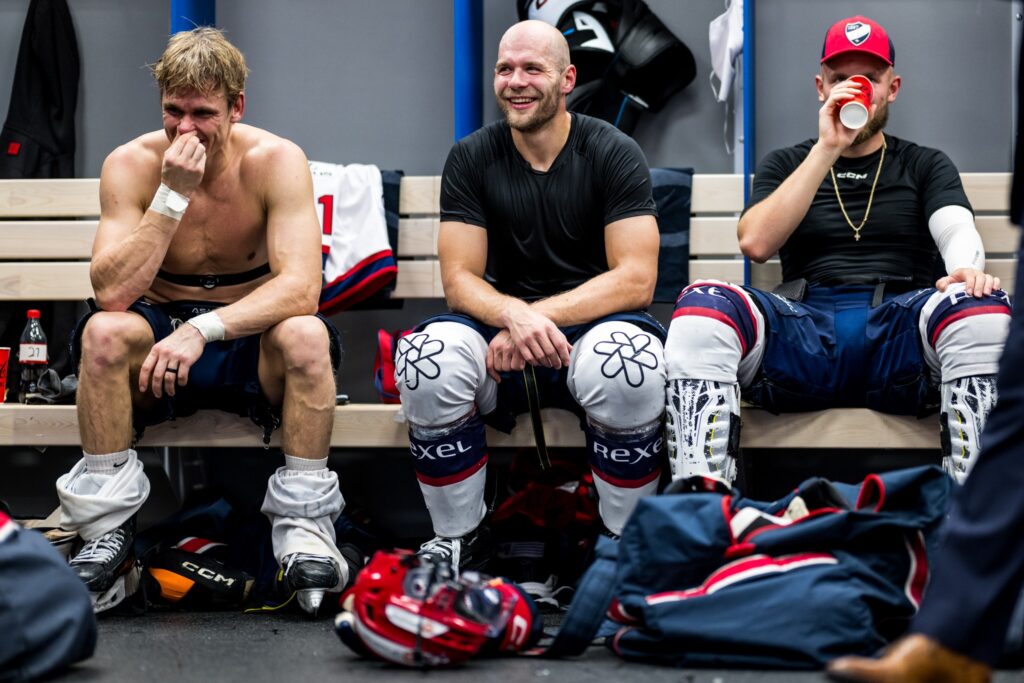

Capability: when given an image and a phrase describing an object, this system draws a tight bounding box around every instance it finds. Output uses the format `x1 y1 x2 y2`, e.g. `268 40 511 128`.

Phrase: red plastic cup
839 75 873 129
0 347 8 403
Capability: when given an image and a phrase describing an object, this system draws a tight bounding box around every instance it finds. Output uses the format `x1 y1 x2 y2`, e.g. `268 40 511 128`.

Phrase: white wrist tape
187 311 225 342
149 183 190 221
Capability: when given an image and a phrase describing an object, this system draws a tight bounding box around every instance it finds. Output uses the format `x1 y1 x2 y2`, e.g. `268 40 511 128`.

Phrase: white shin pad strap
261 467 347 588
57 451 150 539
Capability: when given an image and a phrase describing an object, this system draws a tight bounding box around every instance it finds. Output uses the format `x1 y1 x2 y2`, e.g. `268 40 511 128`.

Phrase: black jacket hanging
0 0 80 179
0 0 82 385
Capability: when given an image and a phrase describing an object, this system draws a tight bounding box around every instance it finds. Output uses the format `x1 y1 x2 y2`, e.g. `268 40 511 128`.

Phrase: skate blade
91 564 141 614
297 588 326 615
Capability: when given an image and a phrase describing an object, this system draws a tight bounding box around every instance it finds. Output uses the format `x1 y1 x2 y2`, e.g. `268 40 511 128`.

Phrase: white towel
709 0 744 103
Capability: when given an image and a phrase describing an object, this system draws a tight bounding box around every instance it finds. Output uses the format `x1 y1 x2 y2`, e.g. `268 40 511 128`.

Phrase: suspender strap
523 365 551 470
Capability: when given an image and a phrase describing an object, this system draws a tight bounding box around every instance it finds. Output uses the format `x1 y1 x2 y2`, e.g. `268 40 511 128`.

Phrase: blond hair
150 27 248 105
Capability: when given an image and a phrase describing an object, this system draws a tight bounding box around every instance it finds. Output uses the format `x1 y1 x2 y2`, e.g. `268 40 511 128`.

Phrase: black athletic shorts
70 299 342 442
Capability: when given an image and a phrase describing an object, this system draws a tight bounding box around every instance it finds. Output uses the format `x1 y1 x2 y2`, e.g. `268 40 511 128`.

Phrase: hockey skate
417 525 492 575
282 544 362 616
69 516 141 613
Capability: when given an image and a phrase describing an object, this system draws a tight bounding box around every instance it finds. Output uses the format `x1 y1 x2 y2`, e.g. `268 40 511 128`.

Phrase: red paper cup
0 347 9 403
839 75 873 129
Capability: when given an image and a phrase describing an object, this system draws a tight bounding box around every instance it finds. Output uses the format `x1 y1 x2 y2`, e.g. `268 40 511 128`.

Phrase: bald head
498 20 570 72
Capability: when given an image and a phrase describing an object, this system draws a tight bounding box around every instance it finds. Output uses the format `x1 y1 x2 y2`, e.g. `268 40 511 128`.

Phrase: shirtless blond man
56 28 356 615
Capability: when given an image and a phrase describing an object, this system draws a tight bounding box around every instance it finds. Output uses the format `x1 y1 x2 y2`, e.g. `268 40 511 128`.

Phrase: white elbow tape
149 183 190 221
928 205 985 273
187 311 225 342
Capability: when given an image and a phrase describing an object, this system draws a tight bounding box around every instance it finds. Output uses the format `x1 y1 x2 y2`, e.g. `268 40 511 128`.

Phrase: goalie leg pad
941 375 999 484
665 378 741 482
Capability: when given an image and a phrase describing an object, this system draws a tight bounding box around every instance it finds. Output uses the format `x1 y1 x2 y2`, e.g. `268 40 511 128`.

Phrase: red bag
373 328 412 403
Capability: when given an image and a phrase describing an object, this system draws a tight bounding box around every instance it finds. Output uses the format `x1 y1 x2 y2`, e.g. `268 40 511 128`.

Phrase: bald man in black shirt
395 20 667 579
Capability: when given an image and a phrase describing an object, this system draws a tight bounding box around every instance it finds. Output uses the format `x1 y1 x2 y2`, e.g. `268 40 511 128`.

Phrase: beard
498 84 561 133
853 101 889 146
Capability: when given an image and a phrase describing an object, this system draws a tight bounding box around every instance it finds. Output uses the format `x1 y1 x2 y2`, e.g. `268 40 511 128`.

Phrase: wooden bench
0 173 1016 450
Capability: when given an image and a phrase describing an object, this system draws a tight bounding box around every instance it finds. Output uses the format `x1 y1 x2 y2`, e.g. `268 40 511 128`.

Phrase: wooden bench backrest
0 173 1016 301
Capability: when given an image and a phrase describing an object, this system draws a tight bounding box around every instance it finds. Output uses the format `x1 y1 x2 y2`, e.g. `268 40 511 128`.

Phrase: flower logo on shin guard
395 334 445 390
593 332 659 387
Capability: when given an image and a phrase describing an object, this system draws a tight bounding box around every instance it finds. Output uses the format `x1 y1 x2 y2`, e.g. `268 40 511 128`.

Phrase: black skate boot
283 544 364 616
69 516 141 613
416 525 492 575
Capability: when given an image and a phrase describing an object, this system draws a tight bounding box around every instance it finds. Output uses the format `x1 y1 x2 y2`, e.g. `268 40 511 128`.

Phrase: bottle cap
27 309 40 319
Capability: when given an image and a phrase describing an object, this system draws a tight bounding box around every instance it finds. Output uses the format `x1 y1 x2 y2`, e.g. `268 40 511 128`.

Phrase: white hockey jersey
309 161 397 314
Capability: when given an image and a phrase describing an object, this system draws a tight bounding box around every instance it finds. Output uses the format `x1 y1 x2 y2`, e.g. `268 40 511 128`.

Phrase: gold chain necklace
829 138 887 242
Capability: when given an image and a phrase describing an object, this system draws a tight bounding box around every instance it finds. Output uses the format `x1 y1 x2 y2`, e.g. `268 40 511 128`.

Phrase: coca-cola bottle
18 309 47 404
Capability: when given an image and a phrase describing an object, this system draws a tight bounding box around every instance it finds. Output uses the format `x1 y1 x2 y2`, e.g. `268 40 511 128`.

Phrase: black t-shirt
747 134 972 287
440 113 657 300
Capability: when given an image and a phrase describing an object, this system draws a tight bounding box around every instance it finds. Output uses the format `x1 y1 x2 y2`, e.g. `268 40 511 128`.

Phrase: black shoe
69 516 140 613
416 525 492 574
282 553 342 615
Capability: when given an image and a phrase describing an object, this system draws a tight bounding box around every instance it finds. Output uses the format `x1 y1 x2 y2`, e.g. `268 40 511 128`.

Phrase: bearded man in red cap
661 16 1009 501
825 15 1024 683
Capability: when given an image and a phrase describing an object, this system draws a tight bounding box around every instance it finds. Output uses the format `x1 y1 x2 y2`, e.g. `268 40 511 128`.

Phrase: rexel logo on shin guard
585 422 664 488
409 412 489 486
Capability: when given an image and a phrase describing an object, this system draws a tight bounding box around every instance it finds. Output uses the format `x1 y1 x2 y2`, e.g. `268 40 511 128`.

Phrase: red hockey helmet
334 550 540 667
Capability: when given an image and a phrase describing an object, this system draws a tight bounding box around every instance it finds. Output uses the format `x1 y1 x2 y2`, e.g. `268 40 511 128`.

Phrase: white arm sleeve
928 205 985 274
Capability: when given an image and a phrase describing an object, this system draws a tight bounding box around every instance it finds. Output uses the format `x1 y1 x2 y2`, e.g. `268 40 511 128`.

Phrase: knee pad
920 285 1011 381
408 412 489 538
666 280 764 385
584 417 664 536
395 321 496 426
567 320 666 429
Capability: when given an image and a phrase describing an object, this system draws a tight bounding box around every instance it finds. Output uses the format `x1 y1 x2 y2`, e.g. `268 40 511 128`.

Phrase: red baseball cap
821 16 895 67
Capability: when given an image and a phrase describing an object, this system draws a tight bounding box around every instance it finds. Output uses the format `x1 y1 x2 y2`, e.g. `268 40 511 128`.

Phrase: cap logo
845 22 871 46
